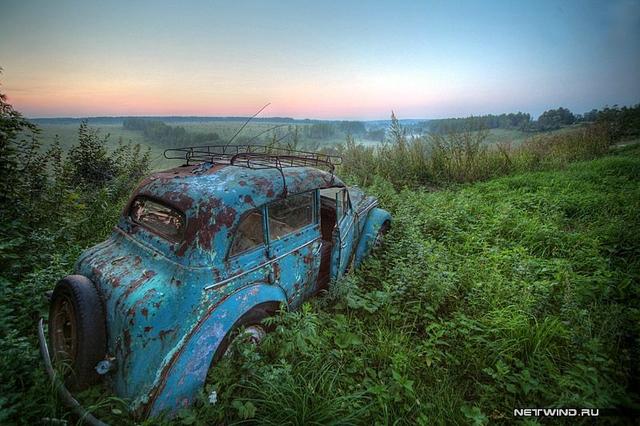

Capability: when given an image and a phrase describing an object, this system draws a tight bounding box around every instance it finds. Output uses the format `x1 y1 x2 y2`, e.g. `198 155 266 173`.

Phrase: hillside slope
3 145 638 424
188 146 640 424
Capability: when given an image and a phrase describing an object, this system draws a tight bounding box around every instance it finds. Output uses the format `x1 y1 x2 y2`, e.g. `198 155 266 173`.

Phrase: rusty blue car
38 145 390 421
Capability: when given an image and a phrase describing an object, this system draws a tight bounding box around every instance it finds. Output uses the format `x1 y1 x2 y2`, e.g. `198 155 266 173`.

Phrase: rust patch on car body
67 157 391 420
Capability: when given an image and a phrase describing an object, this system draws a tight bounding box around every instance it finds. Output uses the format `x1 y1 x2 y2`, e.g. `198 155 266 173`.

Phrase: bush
0 90 150 424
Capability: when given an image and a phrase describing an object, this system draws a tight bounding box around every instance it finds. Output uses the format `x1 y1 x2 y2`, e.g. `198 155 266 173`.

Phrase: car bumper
37 317 108 426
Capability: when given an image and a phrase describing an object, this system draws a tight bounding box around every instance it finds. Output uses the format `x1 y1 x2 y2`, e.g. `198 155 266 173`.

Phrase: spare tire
48 275 107 390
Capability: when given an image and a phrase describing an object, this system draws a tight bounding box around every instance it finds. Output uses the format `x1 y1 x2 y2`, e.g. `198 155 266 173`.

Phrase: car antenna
224 103 271 147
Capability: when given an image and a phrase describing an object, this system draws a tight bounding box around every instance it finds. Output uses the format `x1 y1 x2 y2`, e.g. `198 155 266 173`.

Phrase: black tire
210 303 278 365
48 275 107 390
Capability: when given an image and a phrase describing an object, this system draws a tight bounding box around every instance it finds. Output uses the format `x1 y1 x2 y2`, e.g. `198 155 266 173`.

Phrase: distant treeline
123 117 373 144
581 105 640 141
33 116 371 127
427 104 640 137
123 118 221 147
303 121 366 139
428 112 532 133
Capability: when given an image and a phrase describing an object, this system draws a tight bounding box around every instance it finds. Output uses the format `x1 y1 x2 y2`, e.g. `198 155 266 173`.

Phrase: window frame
128 195 186 243
225 190 320 261
336 188 351 220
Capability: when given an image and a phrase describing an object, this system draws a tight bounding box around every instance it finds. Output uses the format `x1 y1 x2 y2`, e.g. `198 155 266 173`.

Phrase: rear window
129 197 185 241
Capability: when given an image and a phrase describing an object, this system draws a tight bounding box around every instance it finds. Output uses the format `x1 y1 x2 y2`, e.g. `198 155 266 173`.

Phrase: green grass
3 119 638 424
173 147 639 425
340 124 612 188
480 128 531 145
37 123 146 151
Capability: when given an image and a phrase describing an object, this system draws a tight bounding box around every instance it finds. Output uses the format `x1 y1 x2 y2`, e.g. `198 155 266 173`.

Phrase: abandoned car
38 145 391 419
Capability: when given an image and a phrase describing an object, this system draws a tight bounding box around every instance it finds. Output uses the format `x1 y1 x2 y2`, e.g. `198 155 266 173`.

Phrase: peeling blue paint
72 163 390 418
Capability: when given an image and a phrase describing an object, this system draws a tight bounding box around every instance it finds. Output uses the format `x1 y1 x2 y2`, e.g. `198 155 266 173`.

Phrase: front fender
354 207 391 268
145 283 287 417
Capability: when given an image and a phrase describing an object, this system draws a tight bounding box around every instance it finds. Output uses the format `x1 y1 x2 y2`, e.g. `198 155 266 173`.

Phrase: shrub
0 89 150 424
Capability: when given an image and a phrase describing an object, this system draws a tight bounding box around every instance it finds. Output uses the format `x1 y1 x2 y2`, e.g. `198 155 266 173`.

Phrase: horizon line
24 101 638 122
26 114 432 122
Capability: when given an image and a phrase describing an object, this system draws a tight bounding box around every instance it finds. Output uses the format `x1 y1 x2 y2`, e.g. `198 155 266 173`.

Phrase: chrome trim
204 237 321 290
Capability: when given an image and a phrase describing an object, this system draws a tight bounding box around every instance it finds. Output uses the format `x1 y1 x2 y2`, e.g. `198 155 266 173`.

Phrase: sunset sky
1 0 639 120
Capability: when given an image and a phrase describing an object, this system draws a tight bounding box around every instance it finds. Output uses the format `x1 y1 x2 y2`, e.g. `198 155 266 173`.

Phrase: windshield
129 197 185 241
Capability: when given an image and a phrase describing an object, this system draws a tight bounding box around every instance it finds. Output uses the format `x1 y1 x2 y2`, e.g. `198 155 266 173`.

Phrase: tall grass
192 150 639 424
340 123 612 188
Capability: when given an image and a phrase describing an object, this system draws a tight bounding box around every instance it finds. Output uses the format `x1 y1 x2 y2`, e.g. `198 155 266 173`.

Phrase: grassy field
36 123 146 151
34 120 542 171
35 120 364 170
3 140 637 424
482 128 531 144
36 121 535 145
37 122 166 170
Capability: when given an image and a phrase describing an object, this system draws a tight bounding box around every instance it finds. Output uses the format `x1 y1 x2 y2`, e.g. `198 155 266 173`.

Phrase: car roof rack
164 144 343 173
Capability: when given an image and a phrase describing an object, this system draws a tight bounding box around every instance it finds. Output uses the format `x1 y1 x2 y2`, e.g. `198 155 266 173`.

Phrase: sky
1 0 639 120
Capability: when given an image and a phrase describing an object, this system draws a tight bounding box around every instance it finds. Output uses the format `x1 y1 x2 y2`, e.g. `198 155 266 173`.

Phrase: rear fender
146 283 287 417
353 207 391 268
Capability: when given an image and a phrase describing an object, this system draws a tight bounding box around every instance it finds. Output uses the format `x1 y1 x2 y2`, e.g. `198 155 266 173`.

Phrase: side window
229 210 265 257
268 192 314 241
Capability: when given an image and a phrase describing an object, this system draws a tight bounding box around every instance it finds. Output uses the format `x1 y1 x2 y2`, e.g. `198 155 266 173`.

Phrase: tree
0 73 43 220
537 107 575 131
388 111 406 147
65 121 116 187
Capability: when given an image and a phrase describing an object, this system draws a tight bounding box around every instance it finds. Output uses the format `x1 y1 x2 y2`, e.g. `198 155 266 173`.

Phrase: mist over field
1 0 639 424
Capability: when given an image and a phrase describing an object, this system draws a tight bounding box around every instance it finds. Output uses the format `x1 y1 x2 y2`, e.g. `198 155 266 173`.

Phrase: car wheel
49 275 107 390
210 304 276 365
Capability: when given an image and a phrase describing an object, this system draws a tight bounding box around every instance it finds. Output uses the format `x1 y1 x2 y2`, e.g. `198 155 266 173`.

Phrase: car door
330 188 356 278
266 191 323 309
